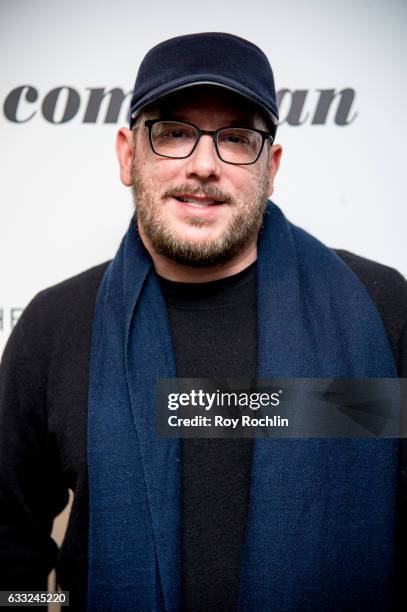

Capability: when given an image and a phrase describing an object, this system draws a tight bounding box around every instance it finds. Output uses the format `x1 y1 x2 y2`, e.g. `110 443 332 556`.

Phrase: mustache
163 184 233 204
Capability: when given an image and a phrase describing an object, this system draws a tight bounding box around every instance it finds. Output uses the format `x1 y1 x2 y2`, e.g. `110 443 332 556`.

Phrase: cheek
134 159 168 192
227 167 264 199
133 140 179 186
148 158 187 187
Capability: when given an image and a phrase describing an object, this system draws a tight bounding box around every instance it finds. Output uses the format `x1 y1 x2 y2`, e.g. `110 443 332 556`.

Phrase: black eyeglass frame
136 119 276 166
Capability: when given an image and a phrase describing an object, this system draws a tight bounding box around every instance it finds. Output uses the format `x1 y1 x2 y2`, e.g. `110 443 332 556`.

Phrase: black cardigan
0 250 407 611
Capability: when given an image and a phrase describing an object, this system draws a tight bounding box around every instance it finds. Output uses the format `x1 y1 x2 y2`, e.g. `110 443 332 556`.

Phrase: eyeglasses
134 119 275 165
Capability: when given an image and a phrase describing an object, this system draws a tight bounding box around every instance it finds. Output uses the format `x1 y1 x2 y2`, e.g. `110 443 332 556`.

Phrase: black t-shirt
159 262 257 611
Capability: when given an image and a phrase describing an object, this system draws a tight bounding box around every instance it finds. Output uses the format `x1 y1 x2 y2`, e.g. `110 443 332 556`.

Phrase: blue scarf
87 202 398 611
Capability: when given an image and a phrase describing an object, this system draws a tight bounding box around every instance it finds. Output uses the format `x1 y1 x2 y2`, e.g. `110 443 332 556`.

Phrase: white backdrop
1 0 406 356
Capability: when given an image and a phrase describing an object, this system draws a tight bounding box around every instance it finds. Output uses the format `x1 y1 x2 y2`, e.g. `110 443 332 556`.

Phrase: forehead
152 85 265 127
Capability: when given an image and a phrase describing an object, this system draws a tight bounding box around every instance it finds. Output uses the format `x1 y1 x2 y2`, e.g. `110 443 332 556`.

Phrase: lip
173 193 225 205
171 194 226 214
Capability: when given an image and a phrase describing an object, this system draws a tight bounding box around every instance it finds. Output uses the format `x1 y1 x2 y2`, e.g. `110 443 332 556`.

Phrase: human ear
116 128 134 187
267 144 282 197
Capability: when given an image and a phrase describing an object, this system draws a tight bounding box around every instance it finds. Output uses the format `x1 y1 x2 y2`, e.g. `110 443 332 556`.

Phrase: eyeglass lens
150 121 263 164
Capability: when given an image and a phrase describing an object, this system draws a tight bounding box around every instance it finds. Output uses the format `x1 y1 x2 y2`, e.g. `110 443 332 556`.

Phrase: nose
184 134 221 180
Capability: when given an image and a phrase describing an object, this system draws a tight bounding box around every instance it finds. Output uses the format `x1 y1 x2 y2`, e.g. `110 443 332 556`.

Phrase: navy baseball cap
129 32 279 129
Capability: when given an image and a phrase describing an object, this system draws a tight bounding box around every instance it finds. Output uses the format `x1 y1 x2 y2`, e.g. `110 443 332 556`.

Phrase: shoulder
335 249 407 321
26 261 111 317
4 261 111 369
22 261 110 328
0 262 110 433
335 249 407 299
335 249 407 374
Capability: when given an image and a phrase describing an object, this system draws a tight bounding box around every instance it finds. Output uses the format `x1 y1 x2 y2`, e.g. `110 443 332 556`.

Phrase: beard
131 163 270 268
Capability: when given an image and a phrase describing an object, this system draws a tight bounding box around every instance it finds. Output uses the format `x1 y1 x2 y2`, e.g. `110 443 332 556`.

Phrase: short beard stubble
131 161 270 268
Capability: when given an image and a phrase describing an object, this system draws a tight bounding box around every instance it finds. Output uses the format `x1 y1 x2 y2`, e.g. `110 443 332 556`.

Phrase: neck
139 231 258 283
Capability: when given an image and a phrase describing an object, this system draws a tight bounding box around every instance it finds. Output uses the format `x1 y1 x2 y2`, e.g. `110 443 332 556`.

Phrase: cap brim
130 78 278 126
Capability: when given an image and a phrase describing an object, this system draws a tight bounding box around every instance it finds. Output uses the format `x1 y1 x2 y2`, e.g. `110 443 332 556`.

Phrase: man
0 32 406 612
